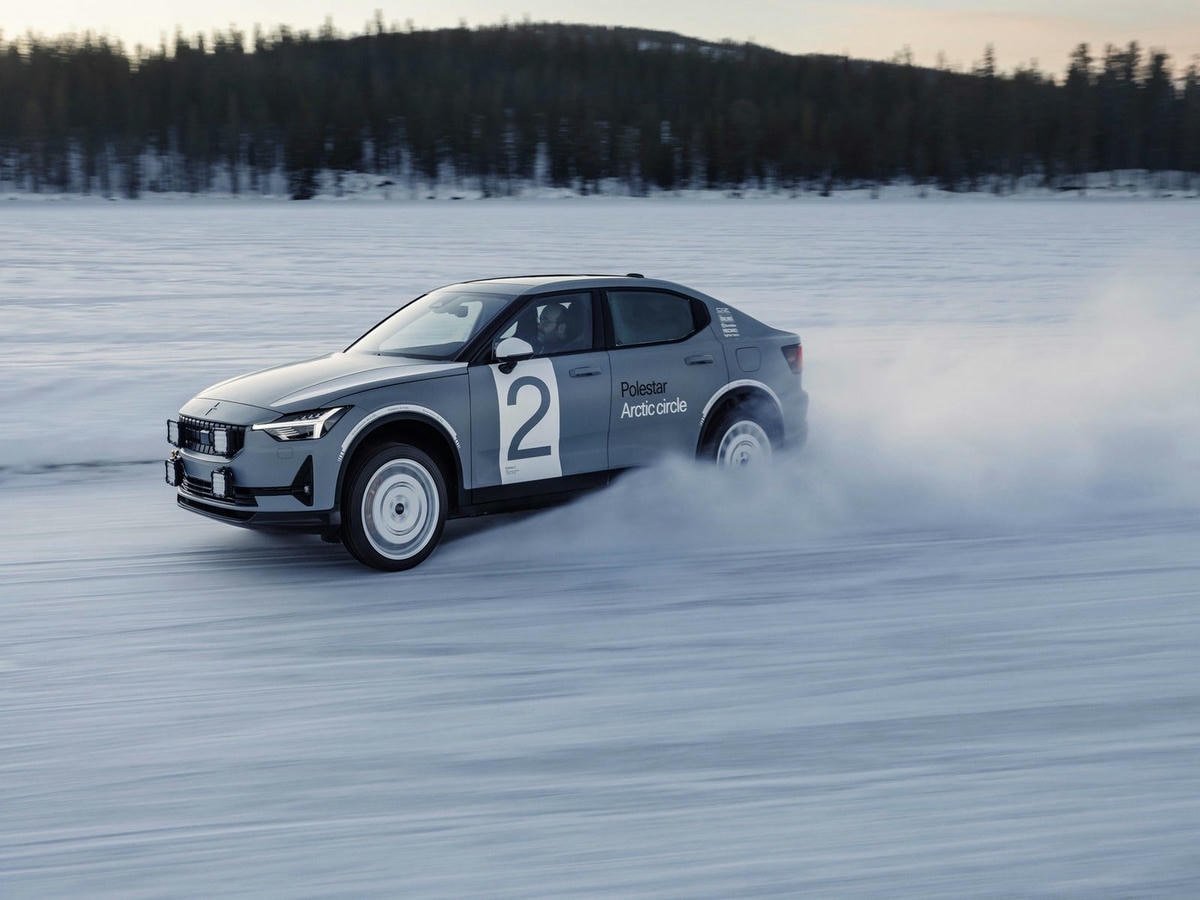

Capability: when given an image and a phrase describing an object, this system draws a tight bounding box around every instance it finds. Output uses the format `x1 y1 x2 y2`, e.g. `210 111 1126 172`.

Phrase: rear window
607 290 706 347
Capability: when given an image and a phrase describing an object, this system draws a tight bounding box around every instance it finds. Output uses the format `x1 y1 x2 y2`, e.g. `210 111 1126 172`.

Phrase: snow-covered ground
2 200 1199 896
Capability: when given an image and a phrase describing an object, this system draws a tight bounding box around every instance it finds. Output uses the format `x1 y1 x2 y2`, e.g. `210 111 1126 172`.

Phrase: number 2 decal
506 376 552 460
492 357 562 484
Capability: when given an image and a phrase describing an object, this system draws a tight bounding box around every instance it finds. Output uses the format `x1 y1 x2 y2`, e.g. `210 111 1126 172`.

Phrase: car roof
451 274 703 296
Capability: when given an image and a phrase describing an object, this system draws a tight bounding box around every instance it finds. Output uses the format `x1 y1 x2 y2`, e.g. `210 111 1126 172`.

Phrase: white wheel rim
717 420 772 469
361 459 439 560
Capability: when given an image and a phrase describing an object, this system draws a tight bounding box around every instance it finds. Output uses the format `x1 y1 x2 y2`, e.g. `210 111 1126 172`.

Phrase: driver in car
536 301 591 354
533 302 568 353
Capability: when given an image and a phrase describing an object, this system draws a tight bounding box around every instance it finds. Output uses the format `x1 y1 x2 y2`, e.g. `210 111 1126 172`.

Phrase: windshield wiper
374 351 445 360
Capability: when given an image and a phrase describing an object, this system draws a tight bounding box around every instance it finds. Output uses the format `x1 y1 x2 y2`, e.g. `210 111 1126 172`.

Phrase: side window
607 290 702 347
493 292 594 357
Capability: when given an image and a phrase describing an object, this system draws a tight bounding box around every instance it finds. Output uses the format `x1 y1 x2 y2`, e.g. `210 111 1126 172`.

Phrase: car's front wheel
708 407 774 469
343 443 447 571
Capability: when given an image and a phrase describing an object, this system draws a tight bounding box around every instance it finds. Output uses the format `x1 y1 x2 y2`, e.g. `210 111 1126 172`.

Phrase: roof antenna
625 272 644 278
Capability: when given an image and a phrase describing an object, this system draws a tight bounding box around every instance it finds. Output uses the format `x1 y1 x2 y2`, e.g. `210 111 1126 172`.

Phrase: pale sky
2 1 1198 75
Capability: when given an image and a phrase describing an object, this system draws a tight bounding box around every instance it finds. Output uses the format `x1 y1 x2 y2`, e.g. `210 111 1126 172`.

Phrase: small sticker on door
715 307 740 338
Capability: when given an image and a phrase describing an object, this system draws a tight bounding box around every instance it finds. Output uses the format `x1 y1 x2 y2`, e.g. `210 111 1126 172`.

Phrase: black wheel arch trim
334 409 466 512
696 382 785 456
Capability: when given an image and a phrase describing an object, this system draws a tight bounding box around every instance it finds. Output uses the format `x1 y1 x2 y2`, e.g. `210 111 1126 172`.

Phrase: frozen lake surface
2 199 1199 896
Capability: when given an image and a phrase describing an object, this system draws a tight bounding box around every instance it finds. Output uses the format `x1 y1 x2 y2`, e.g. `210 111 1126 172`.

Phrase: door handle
570 366 602 377
685 354 714 365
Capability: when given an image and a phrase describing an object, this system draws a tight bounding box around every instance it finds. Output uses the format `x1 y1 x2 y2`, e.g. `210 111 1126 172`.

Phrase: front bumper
165 402 349 530
167 451 314 506
176 491 337 533
167 448 335 531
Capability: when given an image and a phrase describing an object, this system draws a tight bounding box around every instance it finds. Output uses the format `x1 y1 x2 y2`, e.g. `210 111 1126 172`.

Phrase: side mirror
494 336 534 373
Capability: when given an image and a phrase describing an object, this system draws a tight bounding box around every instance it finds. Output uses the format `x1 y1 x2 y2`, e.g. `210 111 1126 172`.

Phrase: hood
197 352 466 413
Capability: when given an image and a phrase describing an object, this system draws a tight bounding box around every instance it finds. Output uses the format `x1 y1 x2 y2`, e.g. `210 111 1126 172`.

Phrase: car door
604 289 729 469
467 290 610 493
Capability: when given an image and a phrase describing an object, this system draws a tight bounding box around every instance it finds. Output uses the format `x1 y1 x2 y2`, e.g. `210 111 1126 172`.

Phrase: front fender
332 405 467 507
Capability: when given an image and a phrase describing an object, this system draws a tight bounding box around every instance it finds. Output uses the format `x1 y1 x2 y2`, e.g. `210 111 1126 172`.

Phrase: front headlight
252 407 349 441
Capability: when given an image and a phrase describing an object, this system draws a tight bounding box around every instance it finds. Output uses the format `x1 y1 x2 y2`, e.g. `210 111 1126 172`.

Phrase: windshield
348 287 515 360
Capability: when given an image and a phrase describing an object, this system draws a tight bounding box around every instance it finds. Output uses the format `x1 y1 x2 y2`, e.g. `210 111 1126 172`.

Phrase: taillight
782 343 802 374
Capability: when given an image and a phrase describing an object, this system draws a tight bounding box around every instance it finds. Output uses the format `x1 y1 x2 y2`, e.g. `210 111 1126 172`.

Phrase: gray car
165 275 808 570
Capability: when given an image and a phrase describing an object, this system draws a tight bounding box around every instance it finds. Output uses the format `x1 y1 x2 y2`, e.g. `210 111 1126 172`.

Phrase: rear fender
696 381 785 455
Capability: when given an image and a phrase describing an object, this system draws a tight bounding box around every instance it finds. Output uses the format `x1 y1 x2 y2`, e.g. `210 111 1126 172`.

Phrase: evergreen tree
1 23 1197 197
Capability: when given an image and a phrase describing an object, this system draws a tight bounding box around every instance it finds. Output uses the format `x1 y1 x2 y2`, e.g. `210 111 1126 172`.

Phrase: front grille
178 416 246 457
181 474 258 506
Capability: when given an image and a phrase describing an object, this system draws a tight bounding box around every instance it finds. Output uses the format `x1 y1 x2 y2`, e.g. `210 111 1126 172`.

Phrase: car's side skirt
459 470 613 516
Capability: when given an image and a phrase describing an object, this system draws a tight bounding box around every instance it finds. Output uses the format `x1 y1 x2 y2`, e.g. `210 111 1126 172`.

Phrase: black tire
704 404 774 469
342 443 448 571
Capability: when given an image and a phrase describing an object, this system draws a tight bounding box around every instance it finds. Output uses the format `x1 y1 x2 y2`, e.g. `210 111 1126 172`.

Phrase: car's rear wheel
343 443 447 571
708 406 774 469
